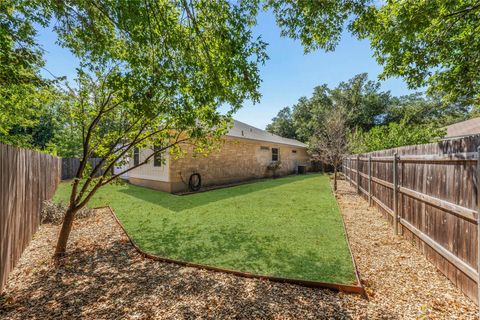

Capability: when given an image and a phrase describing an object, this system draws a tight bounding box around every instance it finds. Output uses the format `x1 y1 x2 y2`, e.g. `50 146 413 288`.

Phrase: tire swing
188 173 202 192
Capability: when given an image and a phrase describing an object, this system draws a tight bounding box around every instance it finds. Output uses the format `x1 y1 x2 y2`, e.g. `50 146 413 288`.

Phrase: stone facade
169 136 310 192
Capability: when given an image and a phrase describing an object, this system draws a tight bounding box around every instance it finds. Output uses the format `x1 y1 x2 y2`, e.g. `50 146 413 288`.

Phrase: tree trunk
333 167 338 191
54 206 78 257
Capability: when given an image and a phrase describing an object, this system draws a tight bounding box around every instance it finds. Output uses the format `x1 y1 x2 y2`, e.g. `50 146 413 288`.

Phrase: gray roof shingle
226 120 307 148
445 117 480 138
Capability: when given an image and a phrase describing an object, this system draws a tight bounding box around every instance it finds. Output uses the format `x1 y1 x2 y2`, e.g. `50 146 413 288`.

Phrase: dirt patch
0 179 477 319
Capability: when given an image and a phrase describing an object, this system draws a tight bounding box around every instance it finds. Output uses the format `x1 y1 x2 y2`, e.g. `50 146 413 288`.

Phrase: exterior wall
168 136 310 193
127 148 170 190
128 177 172 192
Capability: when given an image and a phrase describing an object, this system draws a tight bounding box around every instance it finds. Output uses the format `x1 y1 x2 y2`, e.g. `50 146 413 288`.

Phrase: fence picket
393 153 398 235
344 135 480 304
368 155 372 206
0 144 61 293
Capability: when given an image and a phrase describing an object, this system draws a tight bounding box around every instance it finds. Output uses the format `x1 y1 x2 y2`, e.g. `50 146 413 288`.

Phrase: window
153 146 162 167
133 148 139 166
272 148 279 161
292 150 297 154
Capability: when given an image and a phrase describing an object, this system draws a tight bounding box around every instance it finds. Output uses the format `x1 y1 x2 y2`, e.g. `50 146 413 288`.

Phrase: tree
40 0 267 256
265 0 369 52
292 85 332 142
45 92 84 157
266 74 392 142
265 107 296 139
309 108 348 191
0 0 59 148
330 73 391 131
385 93 469 127
267 0 480 107
348 119 447 154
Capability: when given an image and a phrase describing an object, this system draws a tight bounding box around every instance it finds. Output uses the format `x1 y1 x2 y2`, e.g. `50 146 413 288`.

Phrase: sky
38 10 416 130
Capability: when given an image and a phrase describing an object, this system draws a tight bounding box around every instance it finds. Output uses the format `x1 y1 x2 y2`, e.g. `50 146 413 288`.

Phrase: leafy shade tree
348 119 446 154
292 85 333 142
267 0 480 107
330 73 391 131
44 92 83 158
44 0 267 256
0 0 58 148
385 93 469 126
265 107 297 139
266 74 391 142
309 108 348 191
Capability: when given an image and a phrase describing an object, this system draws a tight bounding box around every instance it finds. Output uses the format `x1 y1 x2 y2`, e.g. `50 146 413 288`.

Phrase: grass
54 174 357 284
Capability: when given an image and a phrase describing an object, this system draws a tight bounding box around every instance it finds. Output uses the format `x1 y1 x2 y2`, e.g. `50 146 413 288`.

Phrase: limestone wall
169 137 310 192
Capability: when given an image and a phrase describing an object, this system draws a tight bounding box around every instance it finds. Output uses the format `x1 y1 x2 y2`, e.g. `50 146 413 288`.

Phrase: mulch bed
0 179 477 319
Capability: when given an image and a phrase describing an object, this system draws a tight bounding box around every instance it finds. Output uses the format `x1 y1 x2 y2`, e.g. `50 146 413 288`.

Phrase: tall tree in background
266 73 467 152
309 108 348 191
42 0 267 256
265 107 297 139
267 0 480 107
266 73 391 142
292 85 333 142
385 93 469 126
330 73 391 131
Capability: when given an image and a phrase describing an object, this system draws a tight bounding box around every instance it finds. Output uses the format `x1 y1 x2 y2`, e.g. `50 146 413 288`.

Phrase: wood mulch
0 179 477 319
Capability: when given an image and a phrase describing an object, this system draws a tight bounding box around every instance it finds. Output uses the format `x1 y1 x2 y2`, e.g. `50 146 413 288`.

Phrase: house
125 120 311 193
444 117 480 139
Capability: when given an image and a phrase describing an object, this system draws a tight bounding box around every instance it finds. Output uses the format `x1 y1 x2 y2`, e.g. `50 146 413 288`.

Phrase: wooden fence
343 135 480 304
61 157 103 180
0 144 61 293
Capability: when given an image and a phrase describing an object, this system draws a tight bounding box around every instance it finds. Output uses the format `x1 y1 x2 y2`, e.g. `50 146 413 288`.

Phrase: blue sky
38 10 415 129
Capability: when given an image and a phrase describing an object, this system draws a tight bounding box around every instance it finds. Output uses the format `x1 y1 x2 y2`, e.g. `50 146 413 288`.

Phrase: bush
348 119 446 153
41 200 94 225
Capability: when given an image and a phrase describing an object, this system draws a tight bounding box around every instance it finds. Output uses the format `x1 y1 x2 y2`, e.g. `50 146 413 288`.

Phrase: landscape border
104 205 366 296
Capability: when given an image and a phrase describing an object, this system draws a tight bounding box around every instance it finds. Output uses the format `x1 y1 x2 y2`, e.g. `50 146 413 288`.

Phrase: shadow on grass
131 221 355 284
117 174 318 212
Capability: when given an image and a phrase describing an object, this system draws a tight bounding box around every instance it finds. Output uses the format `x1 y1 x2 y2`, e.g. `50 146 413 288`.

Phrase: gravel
0 179 477 319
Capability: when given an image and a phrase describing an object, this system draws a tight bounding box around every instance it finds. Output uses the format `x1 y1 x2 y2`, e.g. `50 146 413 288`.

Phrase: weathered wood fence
61 157 103 180
0 144 61 293
343 135 480 304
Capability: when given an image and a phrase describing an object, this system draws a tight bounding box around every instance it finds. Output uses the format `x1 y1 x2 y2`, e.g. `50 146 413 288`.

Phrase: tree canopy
0 0 269 254
266 73 393 142
268 0 480 107
0 0 58 147
266 73 469 152
21 0 268 255
348 120 446 154
265 107 296 139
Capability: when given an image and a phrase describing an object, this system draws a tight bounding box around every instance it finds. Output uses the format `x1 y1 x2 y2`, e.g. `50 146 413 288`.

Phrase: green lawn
54 174 357 284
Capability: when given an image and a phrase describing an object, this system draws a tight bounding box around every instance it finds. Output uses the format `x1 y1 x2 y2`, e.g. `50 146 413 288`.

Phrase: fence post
477 146 480 312
356 155 360 194
393 152 399 235
349 157 352 186
368 155 372 206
